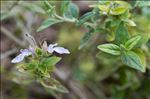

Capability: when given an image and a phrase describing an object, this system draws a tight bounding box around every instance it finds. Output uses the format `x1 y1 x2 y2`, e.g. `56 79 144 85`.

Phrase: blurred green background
1 1 150 99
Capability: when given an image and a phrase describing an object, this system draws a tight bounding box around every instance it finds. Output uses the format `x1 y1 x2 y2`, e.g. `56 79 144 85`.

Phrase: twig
1 26 26 47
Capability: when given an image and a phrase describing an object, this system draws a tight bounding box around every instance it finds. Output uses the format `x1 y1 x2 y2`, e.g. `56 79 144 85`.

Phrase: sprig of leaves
97 35 146 72
37 0 148 72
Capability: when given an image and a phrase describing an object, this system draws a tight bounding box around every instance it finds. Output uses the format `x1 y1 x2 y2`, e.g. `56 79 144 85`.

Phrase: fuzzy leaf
69 3 79 18
61 0 70 15
63 3 79 19
110 6 127 15
97 44 121 55
121 51 145 72
40 78 69 93
77 12 94 26
123 19 136 26
37 18 63 32
125 35 141 50
115 22 130 45
41 56 61 67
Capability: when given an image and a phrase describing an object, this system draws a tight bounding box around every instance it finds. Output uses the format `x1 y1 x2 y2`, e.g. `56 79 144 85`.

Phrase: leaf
37 18 63 32
123 19 136 26
125 35 141 50
110 6 127 15
35 48 43 56
98 5 109 15
44 0 53 9
106 32 115 42
97 1 110 15
41 56 61 67
69 3 79 18
115 22 130 45
121 51 146 72
79 28 95 49
134 49 146 68
63 3 79 19
12 70 34 85
40 78 69 93
97 44 121 55
135 33 150 47
61 0 70 15
43 0 55 15
77 12 94 26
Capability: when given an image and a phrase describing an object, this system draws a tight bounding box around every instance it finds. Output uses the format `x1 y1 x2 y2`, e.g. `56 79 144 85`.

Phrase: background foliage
1 0 150 99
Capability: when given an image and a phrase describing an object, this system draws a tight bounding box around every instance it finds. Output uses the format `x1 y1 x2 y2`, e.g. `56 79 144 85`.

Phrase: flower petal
29 46 35 54
53 47 70 54
11 54 25 63
42 41 48 51
47 43 58 53
20 49 32 56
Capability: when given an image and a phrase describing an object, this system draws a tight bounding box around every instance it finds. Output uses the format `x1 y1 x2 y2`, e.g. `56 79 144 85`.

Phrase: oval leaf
69 3 79 18
41 56 62 67
110 6 127 15
115 22 129 45
40 78 69 93
121 51 145 72
125 35 141 50
97 44 121 55
37 18 63 32
77 12 94 26
123 19 136 26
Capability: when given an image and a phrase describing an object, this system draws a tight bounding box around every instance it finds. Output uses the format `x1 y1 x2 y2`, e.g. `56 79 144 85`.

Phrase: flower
11 49 32 63
11 42 70 63
47 43 70 54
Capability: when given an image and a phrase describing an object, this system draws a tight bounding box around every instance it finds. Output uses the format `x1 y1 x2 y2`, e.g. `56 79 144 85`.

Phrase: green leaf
134 49 146 68
40 78 69 93
123 19 136 26
44 0 55 15
110 6 127 15
61 0 70 15
35 48 43 56
106 32 115 42
41 56 61 67
79 29 95 49
135 33 150 47
115 22 130 45
44 0 53 9
121 51 145 72
77 12 94 26
125 35 141 50
69 3 79 18
37 18 63 32
97 44 121 55
12 71 34 85
63 3 79 19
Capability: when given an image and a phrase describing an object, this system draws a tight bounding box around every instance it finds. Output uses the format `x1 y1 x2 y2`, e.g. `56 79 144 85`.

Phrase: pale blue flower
47 43 70 54
11 54 25 63
11 49 32 63
11 40 70 63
